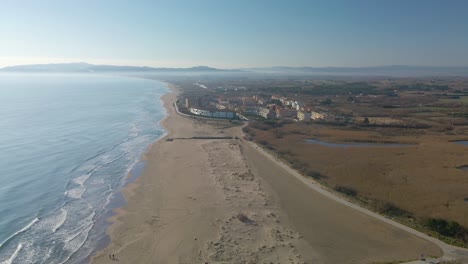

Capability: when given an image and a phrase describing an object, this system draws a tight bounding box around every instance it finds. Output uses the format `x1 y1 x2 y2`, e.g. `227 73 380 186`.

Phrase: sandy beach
91 85 443 264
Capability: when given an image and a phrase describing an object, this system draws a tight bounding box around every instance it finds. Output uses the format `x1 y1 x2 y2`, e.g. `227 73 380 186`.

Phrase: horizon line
2 61 468 70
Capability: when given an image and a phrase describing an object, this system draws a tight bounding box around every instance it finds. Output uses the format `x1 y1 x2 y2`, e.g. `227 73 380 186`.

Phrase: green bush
334 185 358 197
424 218 467 241
307 170 325 180
273 129 285 138
375 201 412 218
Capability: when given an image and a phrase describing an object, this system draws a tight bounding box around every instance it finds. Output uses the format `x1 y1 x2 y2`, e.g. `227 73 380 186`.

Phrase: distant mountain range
0 62 235 73
1 63 467 76
245 65 468 76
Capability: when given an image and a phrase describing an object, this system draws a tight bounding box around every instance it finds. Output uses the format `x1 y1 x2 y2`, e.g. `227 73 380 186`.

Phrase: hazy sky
1 0 468 68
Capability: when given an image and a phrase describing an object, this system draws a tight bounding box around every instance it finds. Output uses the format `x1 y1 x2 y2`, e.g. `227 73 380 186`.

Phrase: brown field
246 122 468 244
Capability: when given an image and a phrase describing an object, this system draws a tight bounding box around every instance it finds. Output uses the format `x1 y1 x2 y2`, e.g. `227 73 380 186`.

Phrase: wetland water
304 139 414 148
453 141 468 146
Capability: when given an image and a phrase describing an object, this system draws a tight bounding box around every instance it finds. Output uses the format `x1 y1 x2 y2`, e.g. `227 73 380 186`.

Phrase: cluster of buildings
248 95 329 122
180 94 329 122
189 107 236 119
244 107 274 119
184 96 237 119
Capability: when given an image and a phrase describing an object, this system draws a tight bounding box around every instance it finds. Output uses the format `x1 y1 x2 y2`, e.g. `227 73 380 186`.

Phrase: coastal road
241 139 468 263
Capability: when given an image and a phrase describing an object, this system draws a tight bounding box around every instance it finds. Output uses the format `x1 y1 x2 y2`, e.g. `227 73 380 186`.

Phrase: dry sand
91 86 442 264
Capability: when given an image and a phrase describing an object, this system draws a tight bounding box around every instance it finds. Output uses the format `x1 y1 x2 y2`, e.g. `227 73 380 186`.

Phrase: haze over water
0 74 167 263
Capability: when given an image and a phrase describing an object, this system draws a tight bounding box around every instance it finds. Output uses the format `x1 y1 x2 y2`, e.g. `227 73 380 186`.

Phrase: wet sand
91 86 442 263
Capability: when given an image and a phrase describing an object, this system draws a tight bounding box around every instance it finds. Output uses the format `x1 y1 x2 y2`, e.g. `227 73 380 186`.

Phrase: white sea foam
31 208 68 237
1 243 22 264
102 189 113 211
65 187 86 199
60 214 94 264
100 153 126 167
82 164 99 174
9 242 34 264
52 209 68 233
125 159 139 176
129 124 139 137
39 247 54 264
0 218 38 249
72 174 91 186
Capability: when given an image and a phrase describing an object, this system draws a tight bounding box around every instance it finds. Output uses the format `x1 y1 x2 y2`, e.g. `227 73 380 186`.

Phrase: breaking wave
0 218 38 249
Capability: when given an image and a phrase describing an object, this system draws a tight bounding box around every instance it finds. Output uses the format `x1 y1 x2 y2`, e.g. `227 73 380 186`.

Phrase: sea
0 73 168 263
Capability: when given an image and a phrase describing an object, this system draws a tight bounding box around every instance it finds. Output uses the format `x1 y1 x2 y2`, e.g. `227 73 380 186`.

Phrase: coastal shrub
382 104 400 108
424 218 467 241
359 122 430 129
258 140 268 146
263 120 282 128
249 120 284 131
307 170 325 180
290 129 306 135
278 149 293 157
274 129 285 138
236 213 256 225
290 161 301 171
334 185 357 197
363 117 370 125
375 201 411 218
320 98 333 105
287 159 326 180
449 112 468 119
280 119 293 125
290 159 307 172
249 121 265 130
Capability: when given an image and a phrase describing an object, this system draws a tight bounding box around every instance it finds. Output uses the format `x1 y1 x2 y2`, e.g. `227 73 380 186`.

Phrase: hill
0 63 234 73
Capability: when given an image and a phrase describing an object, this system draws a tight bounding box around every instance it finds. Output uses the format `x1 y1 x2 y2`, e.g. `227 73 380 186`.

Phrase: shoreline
91 83 325 263
84 81 173 263
91 82 464 263
90 83 183 263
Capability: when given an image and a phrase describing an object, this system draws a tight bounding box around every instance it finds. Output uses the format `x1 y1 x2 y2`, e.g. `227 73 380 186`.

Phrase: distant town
177 83 354 123
179 92 331 122
174 77 468 130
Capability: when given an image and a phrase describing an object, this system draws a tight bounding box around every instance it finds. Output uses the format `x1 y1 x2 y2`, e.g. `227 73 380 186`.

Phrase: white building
190 108 236 119
297 111 311 121
244 107 274 119
311 111 325 120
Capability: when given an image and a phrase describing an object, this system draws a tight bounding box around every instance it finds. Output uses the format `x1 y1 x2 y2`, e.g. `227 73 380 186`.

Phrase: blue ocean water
0 73 167 263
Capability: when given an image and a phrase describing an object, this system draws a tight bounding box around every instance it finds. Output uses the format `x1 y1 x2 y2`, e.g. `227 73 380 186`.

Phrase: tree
363 117 370 125
321 98 333 105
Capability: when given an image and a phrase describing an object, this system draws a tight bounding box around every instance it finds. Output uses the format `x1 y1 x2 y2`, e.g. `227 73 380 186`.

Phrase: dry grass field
245 121 468 246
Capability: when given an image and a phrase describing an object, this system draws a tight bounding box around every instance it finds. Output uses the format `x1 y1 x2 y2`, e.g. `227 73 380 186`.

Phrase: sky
1 0 468 68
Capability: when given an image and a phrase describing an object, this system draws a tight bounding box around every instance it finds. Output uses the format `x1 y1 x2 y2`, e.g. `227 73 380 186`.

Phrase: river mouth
304 138 414 148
